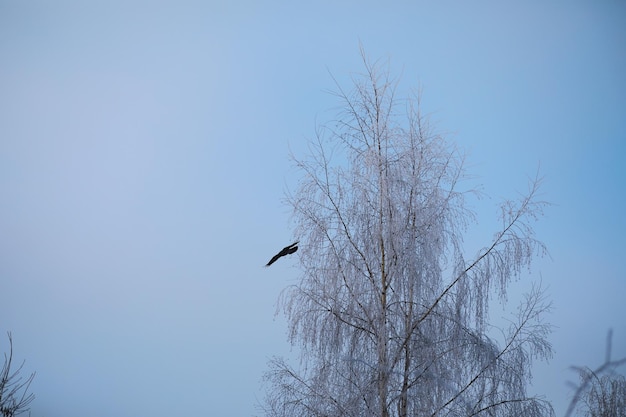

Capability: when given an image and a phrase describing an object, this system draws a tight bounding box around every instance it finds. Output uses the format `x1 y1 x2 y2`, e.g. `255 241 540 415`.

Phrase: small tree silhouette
0 333 35 417
564 330 626 417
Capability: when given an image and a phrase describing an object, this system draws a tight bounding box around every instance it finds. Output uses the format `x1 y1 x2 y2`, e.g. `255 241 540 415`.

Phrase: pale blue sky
1 2 625 416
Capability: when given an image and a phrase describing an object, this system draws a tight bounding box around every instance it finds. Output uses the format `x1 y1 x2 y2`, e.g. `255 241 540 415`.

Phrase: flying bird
266 241 299 267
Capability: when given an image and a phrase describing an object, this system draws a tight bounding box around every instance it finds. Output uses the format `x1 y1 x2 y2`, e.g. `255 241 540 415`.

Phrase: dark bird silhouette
266 241 299 266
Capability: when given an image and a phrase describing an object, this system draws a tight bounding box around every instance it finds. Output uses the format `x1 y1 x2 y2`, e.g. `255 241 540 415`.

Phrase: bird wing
265 253 283 267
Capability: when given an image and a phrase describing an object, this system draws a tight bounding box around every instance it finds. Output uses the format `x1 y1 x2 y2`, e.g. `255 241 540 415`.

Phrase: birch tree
262 53 553 417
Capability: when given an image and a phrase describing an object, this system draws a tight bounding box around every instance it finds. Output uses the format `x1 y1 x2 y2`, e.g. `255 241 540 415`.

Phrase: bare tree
262 51 553 417
565 330 626 417
1 333 35 417
579 373 626 417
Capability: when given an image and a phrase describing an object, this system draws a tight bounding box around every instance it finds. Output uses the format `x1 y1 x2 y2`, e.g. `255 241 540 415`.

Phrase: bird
265 241 299 266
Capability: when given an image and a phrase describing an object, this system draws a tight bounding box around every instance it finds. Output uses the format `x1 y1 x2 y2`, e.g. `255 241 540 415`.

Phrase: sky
1 1 625 416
